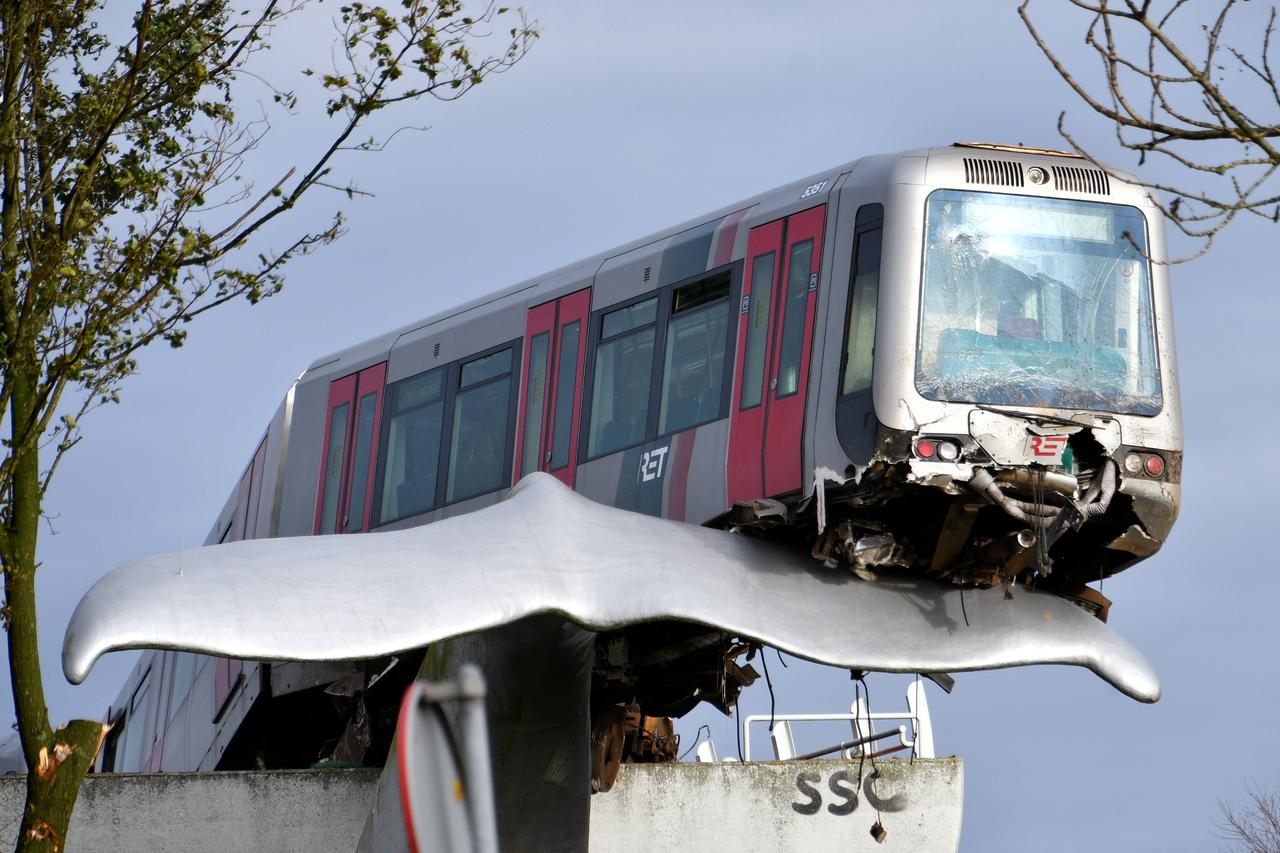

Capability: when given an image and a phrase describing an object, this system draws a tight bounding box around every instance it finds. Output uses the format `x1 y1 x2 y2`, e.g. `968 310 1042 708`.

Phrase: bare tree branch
1021 0 1280 257
1217 782 1280 853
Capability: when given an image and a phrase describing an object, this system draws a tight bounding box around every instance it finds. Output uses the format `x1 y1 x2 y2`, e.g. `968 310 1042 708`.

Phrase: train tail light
915 437 962 461
1123 451 1166 478
1144 454 1165 477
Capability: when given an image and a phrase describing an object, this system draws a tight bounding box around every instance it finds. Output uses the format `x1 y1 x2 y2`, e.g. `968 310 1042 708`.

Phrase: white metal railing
734 676 934 763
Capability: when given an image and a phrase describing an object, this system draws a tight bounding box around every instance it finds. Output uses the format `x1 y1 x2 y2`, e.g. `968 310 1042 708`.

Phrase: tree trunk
4 368 105 853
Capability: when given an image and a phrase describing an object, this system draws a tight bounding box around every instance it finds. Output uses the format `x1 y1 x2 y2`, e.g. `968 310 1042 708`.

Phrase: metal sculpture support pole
452 665 498 853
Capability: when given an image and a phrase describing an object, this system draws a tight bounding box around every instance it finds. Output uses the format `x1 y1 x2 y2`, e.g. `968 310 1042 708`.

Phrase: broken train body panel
94 143 1181 776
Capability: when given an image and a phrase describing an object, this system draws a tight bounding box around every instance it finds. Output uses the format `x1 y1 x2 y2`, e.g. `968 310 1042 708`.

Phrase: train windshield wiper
973 404 1088 428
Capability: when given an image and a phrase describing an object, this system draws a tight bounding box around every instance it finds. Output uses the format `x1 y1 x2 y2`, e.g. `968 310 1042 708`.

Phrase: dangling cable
678 724 712 761
761 646 777 733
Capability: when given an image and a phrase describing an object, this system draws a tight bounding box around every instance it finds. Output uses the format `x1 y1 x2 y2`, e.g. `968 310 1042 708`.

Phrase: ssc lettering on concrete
792 769 908 816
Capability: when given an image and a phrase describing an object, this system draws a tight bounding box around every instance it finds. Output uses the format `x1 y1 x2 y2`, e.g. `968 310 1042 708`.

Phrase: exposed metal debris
775 409 1179 618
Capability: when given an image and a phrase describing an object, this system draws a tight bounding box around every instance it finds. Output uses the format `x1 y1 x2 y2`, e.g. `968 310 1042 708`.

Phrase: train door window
659 273 732 435
446 347 515 503
521 333 551 477
378 369 445 524
314 363 387 534
519 289 590 484
345 391 379 530
775 239 815 397
842 209 883 396
727 205 825 503
587 297 658 457
548 320 580 469
317 401 349 533
740 252 776 410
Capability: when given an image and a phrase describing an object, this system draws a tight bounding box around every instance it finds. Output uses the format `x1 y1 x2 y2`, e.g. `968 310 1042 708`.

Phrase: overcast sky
4 2 1278 850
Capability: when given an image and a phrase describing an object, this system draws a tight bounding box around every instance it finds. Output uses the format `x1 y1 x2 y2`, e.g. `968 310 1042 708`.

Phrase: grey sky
4 2 1277 851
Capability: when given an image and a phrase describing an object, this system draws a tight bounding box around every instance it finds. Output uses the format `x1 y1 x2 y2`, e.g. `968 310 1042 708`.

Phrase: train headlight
1028 166 1049 185
1123 452 1143 474
937 440 961 462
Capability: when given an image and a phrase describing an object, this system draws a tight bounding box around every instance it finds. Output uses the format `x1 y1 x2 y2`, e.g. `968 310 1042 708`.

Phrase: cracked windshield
917 189 1162 416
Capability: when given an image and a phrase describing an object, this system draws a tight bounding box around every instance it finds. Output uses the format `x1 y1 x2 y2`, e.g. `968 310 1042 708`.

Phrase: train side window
167 653 197 725
740 252 776 410
548 320 581 470
378 369 445 524
775 239 814 397
841 208 884 396
119 673 152 771
446 347 515 503
99 708 125 772
587 297 658 457
521 333 551 477
659 273 731 434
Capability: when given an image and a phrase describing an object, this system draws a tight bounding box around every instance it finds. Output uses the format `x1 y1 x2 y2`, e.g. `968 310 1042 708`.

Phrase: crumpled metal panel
63 473 1160 702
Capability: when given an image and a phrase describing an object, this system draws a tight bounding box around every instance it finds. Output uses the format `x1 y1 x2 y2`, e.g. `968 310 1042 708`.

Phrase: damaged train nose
800 406 1179 620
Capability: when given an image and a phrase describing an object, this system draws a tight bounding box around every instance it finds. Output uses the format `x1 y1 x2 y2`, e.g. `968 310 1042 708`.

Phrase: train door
314 362 387 534
727 205 826 502
515 288 590 487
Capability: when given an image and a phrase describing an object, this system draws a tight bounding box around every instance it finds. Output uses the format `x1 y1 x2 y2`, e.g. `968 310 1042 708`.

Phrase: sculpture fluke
63 473 1160 702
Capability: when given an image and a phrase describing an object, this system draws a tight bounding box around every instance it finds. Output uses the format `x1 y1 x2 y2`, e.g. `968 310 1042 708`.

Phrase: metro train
89 142 1180 787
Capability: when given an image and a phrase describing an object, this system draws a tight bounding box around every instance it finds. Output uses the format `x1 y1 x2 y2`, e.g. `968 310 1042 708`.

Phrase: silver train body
97 143 1181 775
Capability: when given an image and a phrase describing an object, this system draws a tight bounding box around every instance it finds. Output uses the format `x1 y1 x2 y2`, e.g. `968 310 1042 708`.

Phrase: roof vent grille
963 157 1024 188
1052 165 1110 195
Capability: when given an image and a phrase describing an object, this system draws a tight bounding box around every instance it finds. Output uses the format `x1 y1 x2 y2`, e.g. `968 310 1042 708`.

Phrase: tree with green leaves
0 1 536 849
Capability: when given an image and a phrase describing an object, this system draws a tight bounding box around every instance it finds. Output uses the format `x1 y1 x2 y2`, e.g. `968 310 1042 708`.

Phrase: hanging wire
1032 465 1049 575
735 701 744 762
677 724 712 761
776 648 789 669
761 645 777 733
853 672 885 834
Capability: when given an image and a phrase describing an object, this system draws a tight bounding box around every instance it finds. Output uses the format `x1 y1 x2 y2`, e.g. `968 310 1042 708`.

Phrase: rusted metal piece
622 708 678 764
590 705 626 793
1106 524 1160 558
928 501 981 575
1056 586 1112 623
995 468 1078 497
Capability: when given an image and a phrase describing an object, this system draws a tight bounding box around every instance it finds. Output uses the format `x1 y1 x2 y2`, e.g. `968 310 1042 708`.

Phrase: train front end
824 144 1181 608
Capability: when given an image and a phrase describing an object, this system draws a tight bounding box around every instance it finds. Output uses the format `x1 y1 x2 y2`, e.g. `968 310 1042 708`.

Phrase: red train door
515 288 590 487
727 205 826 503
314 362 387 534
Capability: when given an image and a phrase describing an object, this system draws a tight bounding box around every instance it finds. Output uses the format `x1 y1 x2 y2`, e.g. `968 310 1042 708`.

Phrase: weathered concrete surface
0 758 962 852
589 758 963 853
0 769 380 853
